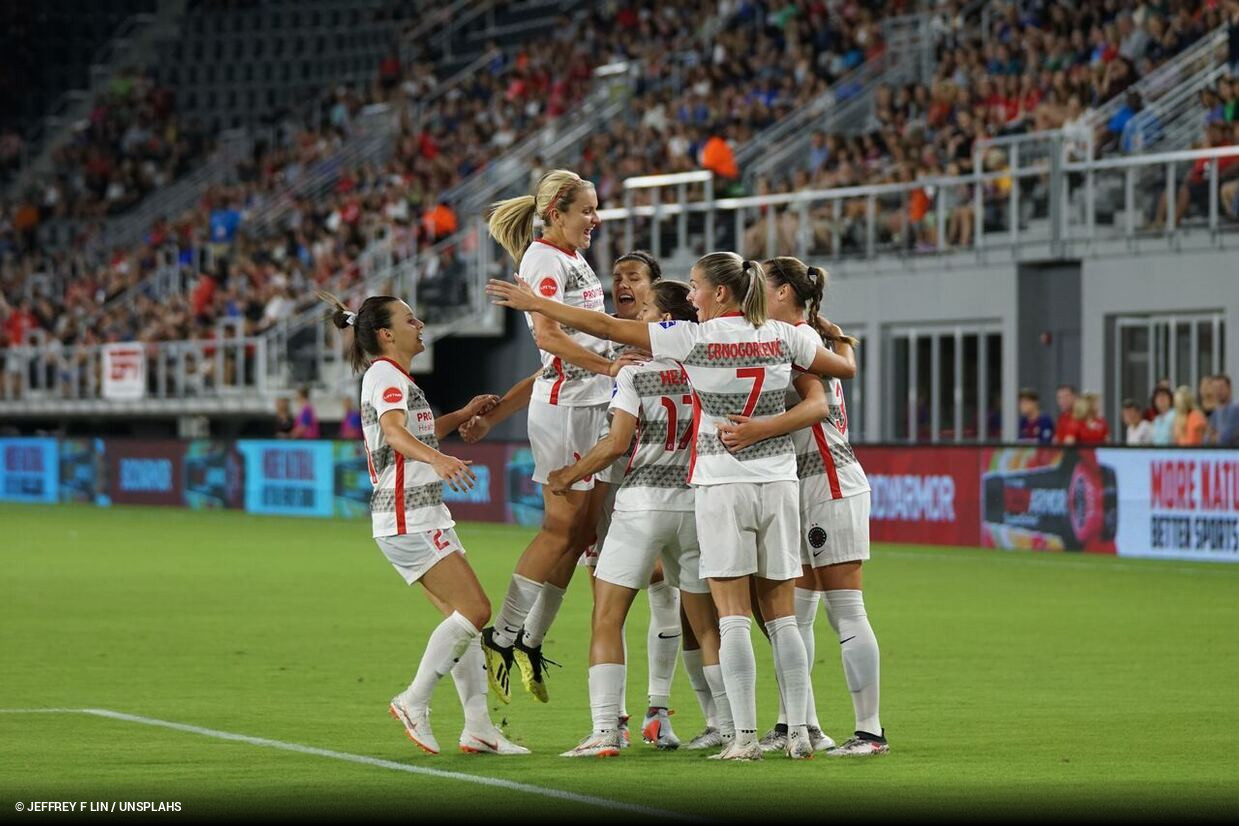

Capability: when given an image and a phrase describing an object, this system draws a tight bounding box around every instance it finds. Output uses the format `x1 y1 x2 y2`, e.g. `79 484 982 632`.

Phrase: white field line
0 708 707 822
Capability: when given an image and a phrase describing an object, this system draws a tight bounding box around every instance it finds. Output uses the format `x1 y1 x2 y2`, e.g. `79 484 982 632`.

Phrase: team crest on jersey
382 387 403 404
807 525 828 549
658 320 678 328
538 277 559 297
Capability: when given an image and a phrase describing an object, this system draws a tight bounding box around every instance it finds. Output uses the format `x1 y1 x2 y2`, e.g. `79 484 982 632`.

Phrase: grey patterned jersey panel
696 388 785 418
695 432 795 462
370 482 444 513
679 340 792 369
795 442 858 479
621 464 691 491
541 361 597 382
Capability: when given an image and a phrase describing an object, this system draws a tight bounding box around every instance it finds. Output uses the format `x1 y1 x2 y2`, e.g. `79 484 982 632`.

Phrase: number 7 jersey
609 357 695 512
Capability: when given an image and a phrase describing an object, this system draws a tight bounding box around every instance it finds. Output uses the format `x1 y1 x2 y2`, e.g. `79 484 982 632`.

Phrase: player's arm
434 393 500 440
379 409 476 491
487 277 652 351
717 374 829 451
546 410 638 496
459 369 540 443
803 320 857 380
531 313 616 376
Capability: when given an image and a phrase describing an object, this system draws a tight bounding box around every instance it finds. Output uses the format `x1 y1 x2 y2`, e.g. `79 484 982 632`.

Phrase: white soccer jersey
786 322 870 501
609 357 694 512
360 357 454 538
519 239 611 406
648 314 818 486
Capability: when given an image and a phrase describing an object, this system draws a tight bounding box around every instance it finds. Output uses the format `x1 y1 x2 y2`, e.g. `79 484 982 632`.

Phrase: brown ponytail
317 290 400 373
761 257 858 347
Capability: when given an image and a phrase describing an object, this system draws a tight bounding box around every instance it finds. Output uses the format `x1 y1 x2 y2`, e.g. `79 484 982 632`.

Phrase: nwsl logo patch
658 321 678 328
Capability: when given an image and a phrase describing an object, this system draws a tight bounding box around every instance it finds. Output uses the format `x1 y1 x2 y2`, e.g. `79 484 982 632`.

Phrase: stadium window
1112 312 1225 425
887 324 1002 442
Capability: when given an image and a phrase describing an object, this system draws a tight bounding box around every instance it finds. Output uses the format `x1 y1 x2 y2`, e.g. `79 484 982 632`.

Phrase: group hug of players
320 169 886 761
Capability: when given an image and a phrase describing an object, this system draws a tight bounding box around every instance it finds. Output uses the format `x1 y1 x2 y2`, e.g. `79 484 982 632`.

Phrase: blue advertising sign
0 438 59 504
237 441 334 517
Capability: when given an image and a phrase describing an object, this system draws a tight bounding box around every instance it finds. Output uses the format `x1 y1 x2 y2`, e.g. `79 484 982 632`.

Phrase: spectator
1018 388 1055 443
1198 374 1218 419
1173 385 1209 446
290 387 320 439
339 396 363 441
701 129 739 181
1150 386 1177 445
274 396 295 438
1122 398 1153 445
1076 392 1110 445
1209 374 1239 445
1053 384 1078 443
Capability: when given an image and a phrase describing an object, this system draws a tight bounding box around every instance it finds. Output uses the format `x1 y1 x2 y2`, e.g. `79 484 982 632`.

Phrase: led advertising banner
0 438 59 504
237 441 335 518
105 440 187 507
853 446 981 547
183 441 245 510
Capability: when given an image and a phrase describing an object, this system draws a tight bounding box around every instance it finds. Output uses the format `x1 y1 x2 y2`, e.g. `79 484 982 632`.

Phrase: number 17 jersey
609 357 695 512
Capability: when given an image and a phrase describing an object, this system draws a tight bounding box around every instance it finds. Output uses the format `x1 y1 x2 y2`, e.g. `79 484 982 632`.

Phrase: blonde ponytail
485 168 593 267
694 251 767 326
740 259 768 327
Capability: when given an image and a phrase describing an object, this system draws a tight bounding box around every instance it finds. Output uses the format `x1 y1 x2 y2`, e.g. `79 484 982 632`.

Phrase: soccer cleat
618 715 631 748
709 735 763 761
389 697 439 755
786 725 814 759
825 729 889 757
560 729 622 758
512 637 559 703
705 731 736 760
807 725 835 751
459 726 531 756
640 707 680 750
758 723 788 752
683 726 724 751
481 627 516 704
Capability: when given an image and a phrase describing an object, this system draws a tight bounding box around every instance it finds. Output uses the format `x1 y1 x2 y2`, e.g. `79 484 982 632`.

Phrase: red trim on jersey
686 387 703 484
624 423 642 476
362 441 378 485
534 238 581 258
394 457 407 534
717 311 744 319
371 357 416 382
549 356 565 405
811 423 843 500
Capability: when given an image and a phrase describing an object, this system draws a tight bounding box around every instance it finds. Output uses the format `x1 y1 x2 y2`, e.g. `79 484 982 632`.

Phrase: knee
464 594 492 630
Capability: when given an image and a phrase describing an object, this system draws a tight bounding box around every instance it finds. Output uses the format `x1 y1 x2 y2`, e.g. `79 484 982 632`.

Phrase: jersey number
658 395 695 452
736 367 766 417
431 529 451 551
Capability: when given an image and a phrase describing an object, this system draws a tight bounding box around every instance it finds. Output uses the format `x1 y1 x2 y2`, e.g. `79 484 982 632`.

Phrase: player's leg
387 538 488 755
707 575 761 759
643 559 682 744
678 601 721 749
753 480 813 759
760 565 823 752
560 579 637 758
423 589 529 756
680 590 731 750
817 492 886 757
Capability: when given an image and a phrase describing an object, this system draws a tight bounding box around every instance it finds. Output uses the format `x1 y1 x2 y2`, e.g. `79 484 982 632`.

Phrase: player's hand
431 453 477 492
716 414 768 452
458 414 491 444
608 350 650 377
547 466 575 496
463 394 500 418
486 275 539 310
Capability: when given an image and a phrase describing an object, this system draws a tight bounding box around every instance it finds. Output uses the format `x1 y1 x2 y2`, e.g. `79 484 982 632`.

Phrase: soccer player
480 169 621 705
487 252 857 760
319 291 527 756
547 281 706 757
717 258 887 757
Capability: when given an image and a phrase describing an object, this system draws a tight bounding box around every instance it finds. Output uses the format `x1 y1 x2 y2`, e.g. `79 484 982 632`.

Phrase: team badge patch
538 277 558 297
382 387 403 404
807 525 828 549
658 320 678 328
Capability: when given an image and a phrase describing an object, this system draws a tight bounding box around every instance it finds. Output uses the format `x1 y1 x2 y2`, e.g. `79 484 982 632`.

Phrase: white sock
401 611 479 711
681 647 717 728
794 587 822 729
492 574 541 648
619 620 629 720
588 663 625 733
701 663 734 737
451 636 490 731
824 589 881 736
765 615 809 729
646 582 680 708
718 615 757 735
521 581 566 648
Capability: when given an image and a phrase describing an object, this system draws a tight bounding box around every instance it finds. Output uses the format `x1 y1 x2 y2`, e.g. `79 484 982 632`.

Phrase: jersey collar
534 237 581 258
371 356 416 382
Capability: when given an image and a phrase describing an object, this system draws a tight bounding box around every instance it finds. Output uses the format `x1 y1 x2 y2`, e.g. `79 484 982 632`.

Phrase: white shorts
596 509 707 594
528 399 607 491
694 480 801 581
579 482 617 569
800 491 871 568
375 527 465 585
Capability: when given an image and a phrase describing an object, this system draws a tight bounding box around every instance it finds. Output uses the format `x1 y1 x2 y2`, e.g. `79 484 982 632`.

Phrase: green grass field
2 503 1238 821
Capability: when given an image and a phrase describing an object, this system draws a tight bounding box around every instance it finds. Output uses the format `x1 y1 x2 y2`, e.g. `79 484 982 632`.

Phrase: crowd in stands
1018 376 1239 447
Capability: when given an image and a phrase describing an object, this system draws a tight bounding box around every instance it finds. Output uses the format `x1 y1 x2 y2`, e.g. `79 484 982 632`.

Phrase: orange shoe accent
597 749 620 758
389 703 438 755
642 719 660 742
